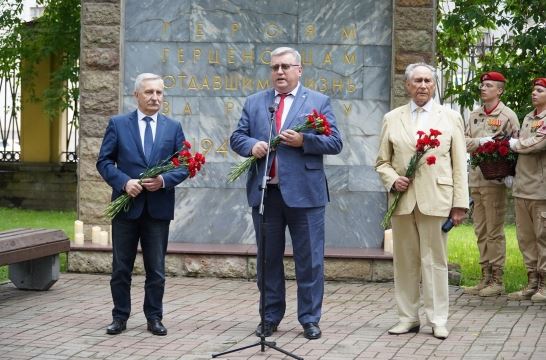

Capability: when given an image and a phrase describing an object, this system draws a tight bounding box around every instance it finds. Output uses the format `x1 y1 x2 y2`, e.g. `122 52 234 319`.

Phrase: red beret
480 71 506 82
534 78 546 88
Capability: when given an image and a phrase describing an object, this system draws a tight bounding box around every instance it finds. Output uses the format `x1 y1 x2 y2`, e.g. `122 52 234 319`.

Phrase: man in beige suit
376 63 469 340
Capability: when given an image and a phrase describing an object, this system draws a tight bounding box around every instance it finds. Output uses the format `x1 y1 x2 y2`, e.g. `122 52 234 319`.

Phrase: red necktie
269 94 287 178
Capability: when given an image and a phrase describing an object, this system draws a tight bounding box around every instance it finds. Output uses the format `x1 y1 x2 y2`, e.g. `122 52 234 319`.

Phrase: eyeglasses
270 63 301 71
479 83 495 89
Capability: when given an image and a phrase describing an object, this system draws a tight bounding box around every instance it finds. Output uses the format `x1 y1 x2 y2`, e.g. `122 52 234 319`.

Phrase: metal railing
60 78 79 163
0 71 79 163
0 69 21 162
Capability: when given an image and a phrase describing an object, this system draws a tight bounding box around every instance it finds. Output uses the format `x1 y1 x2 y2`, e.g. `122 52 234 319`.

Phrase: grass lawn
0 208 528 293
448 223 526 293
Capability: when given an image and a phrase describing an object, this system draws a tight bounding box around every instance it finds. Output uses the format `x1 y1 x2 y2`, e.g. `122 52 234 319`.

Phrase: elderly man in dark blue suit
97 73 188 336
230 47 343 340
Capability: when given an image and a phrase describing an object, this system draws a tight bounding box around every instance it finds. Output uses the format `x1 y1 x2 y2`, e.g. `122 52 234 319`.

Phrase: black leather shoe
106 319 127 335
255 321 278 337
147 319 167 336
302 322 321 340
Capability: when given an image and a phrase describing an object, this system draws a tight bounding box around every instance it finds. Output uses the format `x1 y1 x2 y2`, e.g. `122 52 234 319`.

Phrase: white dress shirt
410 99 433 132
275 82 300 129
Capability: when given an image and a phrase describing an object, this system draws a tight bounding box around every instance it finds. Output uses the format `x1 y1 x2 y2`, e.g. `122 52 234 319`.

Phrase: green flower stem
104 159 189 219
380 152 427 229
104 193 132 219
226 123 310 183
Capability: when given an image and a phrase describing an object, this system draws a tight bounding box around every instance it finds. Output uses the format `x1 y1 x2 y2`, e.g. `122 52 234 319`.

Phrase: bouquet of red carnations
469 138 517 180
227 109 333 183
104 140 205 218
381 129 442 229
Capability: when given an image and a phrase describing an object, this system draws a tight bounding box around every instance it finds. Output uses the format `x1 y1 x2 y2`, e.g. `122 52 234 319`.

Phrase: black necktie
143 116 153 161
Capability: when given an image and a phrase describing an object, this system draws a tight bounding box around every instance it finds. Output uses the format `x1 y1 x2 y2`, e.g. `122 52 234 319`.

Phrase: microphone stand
213 104 303 360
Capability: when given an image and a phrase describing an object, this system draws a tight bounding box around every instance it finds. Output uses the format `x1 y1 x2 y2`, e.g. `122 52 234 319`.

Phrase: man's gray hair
271 47 301 64
405 63 437 82
134 73 163 92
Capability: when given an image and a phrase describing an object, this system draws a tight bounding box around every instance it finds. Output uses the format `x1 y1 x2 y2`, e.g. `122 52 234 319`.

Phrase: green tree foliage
0 0 80 121
438 0 546 119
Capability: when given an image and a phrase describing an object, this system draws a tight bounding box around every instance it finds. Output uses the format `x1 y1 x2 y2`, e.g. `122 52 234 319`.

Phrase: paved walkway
1 273 545 360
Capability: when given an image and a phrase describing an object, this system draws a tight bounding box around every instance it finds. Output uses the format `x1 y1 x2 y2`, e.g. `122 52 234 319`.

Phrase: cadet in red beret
480 71 506 83
508 76 546 302
464 71 520 297
534 77 546 88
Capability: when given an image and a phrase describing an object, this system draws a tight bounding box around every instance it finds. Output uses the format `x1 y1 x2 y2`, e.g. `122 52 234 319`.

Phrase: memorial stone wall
78 0 436 250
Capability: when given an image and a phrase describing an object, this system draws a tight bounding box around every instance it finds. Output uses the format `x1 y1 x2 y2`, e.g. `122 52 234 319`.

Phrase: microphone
268 96 281 113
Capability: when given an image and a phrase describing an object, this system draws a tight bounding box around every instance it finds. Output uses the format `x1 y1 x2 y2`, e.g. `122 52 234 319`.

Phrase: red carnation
426 155 436 165
498 145 509 156
194 152 206 164
183 140 192 149
180 150 192 159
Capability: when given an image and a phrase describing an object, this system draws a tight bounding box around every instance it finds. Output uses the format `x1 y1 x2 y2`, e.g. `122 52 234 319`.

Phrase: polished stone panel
123 0 392 249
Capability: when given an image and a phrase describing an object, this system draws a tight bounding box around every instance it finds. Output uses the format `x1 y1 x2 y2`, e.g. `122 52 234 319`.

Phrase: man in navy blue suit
230 47 343 340
97 73 188 336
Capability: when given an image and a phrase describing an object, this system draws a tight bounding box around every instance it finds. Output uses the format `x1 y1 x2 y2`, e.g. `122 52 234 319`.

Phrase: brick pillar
78 0 121 235
391 0 436 108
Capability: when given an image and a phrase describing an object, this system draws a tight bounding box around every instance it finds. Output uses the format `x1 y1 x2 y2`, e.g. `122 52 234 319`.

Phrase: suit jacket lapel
264 89 277 134
150 114 166 164
429 103 444 131
399 104 416 146
282 86 308 130
128 110 146 162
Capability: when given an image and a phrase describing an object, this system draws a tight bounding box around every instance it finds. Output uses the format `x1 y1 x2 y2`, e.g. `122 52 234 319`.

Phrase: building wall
0 163 76 210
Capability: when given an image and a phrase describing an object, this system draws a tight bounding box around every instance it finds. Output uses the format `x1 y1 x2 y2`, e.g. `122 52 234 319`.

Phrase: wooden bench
0 228 70 290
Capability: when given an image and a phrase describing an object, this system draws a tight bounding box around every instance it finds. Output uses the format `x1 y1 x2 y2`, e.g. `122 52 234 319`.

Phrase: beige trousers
470 186 507 269
391 206 449 327
514 198 546 272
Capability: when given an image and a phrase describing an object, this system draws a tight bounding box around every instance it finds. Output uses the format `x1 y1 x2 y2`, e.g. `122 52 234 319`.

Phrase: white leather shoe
432 325 449 339
388 321 420 335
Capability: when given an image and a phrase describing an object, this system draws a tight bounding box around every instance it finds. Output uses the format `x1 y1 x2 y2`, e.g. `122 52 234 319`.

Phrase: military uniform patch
531 120 544 129
487 118 501 127
531 120 544 133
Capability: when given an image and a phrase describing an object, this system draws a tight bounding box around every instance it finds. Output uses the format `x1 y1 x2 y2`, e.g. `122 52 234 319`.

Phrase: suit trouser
514 198 546 273
252 187 325 326
391 206 449 327
111 211 170 321
470 186 507 269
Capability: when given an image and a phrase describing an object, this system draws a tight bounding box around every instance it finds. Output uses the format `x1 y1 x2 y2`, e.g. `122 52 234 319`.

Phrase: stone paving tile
2 274 546 359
